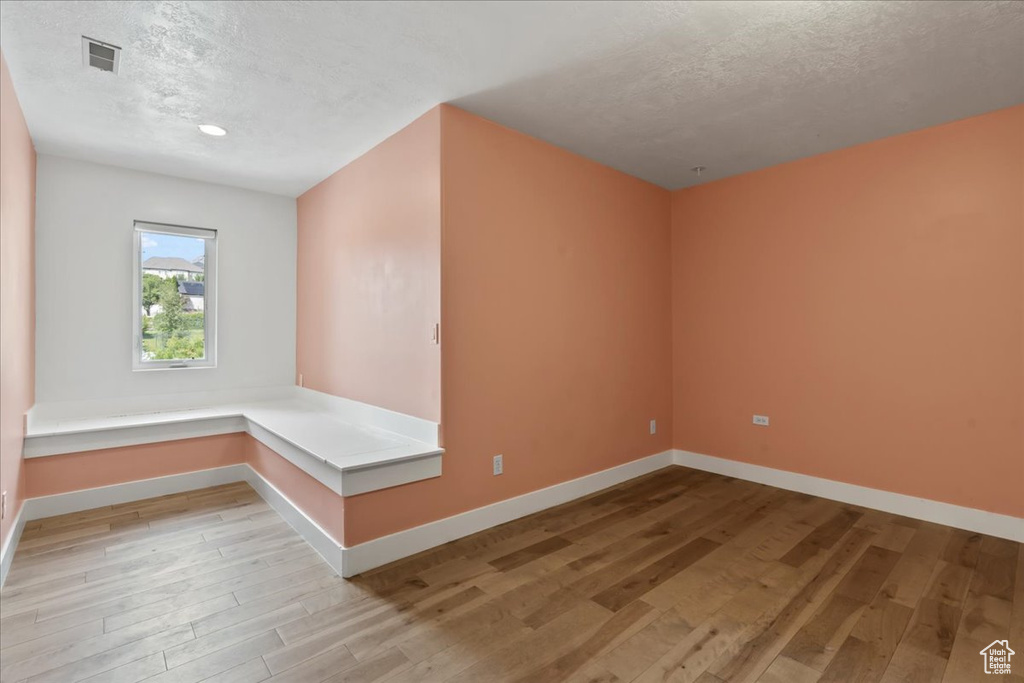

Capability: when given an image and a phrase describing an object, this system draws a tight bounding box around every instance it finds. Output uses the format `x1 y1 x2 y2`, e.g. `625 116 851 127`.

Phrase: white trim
6 448 1020 586
245 422 344 493
244 467 344 577
673 450 1024 543
341 453 442 497
246 420 443 497
296 387 440 446
135 221 217 241
341 450 675 577
24 391 442 497
1 503 27 589
3 451 671 583
28 386 293 424
133 221 218 371
24 415 248 458
22 464 250 520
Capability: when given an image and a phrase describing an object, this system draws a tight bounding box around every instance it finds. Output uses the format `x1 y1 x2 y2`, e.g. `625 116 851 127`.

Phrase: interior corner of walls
243 432 346 546
436 102 457 127
242 463 345 575
424 103 444 125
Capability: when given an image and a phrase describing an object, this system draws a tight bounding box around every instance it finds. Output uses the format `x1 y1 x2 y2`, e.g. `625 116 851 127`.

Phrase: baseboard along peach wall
671 105 1024 518
22 433 346 545
9 100 1021 552
341 105 675 546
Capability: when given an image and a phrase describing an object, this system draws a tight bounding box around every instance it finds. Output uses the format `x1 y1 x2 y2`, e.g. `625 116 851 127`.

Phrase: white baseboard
5 452 674 581
341 450 675 577
673 450 1024 543
12 450 424 572
9 463 346 579
5 469 251 587
6 462 346 581
22 465 251 520
243 467 345 577
0 503 27 589
7 447 1017 588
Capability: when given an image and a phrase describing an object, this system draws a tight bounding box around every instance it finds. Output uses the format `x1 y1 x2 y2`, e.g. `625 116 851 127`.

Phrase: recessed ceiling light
198 124 227 137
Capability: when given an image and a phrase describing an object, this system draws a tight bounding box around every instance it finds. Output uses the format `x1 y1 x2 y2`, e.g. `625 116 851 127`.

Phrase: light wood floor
1 468 1021 683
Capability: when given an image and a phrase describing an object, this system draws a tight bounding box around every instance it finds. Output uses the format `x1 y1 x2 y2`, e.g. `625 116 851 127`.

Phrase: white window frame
133 221 217 371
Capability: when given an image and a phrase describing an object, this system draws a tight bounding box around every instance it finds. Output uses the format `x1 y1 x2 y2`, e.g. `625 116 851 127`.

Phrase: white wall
35 155 296 404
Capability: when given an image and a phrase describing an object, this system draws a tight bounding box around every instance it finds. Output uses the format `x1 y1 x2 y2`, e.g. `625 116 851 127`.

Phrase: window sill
132 363 217 372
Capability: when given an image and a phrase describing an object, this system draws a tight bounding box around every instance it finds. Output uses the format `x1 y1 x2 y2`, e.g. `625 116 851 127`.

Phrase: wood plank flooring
1 468 1021 682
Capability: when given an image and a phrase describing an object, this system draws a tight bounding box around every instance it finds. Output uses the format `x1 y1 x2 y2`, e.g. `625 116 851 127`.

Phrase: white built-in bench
0 387 442 581
24 386 443 496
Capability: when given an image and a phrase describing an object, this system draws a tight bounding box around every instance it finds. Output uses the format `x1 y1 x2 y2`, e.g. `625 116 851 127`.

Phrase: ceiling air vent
82 36 121 74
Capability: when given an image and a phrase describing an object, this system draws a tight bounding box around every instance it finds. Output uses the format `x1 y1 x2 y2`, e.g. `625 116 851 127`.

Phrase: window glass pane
140 231 206 362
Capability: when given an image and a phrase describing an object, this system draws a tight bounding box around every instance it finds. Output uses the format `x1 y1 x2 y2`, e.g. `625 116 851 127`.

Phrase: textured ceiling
1 1 1022 196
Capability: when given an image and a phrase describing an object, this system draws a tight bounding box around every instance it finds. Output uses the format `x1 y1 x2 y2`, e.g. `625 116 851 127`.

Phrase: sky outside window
141 232 205 262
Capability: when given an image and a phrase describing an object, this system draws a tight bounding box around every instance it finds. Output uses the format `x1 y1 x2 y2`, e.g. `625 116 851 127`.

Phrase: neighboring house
143 256 203 280
178 280 205 312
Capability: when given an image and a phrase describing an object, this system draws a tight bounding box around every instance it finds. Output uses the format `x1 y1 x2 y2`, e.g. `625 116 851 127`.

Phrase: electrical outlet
753 415 770 426
649 419 657 435
493 454 503 476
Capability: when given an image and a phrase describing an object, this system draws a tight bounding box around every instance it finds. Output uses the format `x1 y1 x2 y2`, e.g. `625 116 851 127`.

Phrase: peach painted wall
246 437 344 544
296 108 441 422
672 105 1024 518
23 434 247 498
343 105 673 545
0 52 36 545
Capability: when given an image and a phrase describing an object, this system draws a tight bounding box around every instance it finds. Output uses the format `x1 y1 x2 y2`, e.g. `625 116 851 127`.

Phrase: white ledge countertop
26 402 251 436
243 401 442 473
23 387 444 496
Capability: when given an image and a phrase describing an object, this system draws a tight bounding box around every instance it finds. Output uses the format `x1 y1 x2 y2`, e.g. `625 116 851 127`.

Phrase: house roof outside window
143 256 203 273
177 280 205 296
